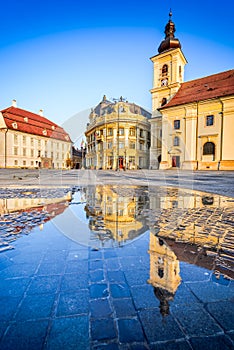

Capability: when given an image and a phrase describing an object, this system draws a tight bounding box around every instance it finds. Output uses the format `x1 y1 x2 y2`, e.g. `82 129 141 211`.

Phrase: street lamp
112 96 127 171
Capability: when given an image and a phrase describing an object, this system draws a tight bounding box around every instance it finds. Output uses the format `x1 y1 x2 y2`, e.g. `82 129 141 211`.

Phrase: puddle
0 185 233 347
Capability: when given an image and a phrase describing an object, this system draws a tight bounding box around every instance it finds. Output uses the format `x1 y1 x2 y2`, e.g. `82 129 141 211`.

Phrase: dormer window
65 135 69 141
24 117 28 122
52 125 55 130
12 122 18 129
42 129 47 136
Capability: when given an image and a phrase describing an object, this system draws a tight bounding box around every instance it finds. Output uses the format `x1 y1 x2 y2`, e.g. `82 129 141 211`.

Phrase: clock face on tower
161 78 168 86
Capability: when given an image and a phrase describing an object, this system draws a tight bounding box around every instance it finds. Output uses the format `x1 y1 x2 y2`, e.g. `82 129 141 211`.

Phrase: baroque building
85 96 151 170
150 11 234 170
0 100 72 169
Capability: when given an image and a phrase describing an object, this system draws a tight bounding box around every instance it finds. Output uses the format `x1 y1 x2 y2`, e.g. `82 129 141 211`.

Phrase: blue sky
0 0 233 140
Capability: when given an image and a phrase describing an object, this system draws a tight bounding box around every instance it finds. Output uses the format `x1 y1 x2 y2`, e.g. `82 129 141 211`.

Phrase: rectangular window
107 142 112 149
119 128 124 136
206 115 214 126
31 161 34 166
23 160 26 166
174 120 180 130
38 150 41 157
129 128 135 136
129 156 135 165
14 134 18 144
23 135 26 145
31 149 34 157
14 160 18 165
23 148 26 156
139 129 144 138
31 138 34 146
108 128 113 136
38 139 41 147
119 142 124 149
129 143 135 149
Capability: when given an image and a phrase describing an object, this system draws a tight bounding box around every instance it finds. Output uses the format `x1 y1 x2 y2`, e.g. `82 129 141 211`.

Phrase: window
108 128 113 136
139 142 144 150
162 64 168 76
129 128 135 136
14 134 18 144
174 136 180 146
119 128 124 136
14 160 18 166
119 142 124 149
23 160 26 166
129 143 135 149
129 156 135 166
23 148 26 156
206 115 214 126
161 97 167 106
139 129 144 138
31 138 34 146
31 149 34 157
203 142 215 155
31 161 34 166
38 139 41 147
23 135 26 145
174 120 180 130
107 142 112 149
38 150 41 157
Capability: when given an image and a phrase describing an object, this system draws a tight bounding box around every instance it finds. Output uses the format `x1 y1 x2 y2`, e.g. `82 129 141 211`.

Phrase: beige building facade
85 96 151 170
0 100 72 169
150 12 234 170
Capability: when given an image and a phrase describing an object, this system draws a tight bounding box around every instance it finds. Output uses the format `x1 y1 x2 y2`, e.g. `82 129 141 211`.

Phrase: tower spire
158 10 181 53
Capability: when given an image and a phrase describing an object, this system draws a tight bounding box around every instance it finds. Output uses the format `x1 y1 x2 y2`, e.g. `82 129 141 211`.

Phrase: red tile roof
160 69 234 109
1 106 71 142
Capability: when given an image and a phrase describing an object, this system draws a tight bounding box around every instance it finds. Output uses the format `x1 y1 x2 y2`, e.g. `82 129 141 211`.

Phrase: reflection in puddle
0 184 233 318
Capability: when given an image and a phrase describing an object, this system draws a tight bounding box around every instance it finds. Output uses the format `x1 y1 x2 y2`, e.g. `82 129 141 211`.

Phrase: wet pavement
0 174 233 349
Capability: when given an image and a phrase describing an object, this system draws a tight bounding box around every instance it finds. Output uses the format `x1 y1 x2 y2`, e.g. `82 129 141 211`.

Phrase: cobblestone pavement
0 168 234 197
0 170 233 349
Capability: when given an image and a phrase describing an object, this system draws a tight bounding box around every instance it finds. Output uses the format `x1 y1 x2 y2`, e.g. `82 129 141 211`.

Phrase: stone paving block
90 298 112 319
171 303 222 337
130 285 159 310
106 258 120 270
109 283 131 298
113 298 137 318
186 280 234 303
0 322 7 340
117 318 145 343
65 259 89 274
172 283 200 305
60 273 89 291
0 277 30 297
90 283 109 298
15 294 55 321
107 270 126 283
179 263 211 282
67 250 89 261
27 275 60 295
89 259 104 270
189 334 234 350
45 315 89 350
0 296 21 321
56 289 89 316
120 256 143 270
139 308 185 343
0 319 49 350
124 269 149 287
91 318 117 341
104 250 118 259
90 269 105 283
37 262 65 275
130 344 150 350
93 343 119 350
0 263 37 278
149 339 191 350
206 300 234 331
89 249 103 260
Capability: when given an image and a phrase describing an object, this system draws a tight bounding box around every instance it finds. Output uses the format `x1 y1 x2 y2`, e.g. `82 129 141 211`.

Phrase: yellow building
150 11 234 170
85 96 151 170
0 100 72 169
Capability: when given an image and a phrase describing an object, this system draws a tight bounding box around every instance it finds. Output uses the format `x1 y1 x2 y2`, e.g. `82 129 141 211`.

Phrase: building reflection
0 190 72 252
147 187 234 316
84 185 149 246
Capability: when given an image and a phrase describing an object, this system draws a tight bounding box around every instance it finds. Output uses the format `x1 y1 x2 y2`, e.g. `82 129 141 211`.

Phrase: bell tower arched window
161 98 167 106
162 64 168 77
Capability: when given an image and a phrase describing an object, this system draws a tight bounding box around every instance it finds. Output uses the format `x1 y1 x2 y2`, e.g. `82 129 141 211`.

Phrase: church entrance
172 156 180 168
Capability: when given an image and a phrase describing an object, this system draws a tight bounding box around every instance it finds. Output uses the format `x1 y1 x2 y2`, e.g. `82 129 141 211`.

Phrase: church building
150 11 234 170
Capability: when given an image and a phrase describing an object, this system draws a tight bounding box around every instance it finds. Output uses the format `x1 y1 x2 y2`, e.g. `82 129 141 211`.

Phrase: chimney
39 109 43 116
12 99 17 107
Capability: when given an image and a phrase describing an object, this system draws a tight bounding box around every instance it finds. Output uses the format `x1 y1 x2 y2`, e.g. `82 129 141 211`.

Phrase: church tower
150 11 187 169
